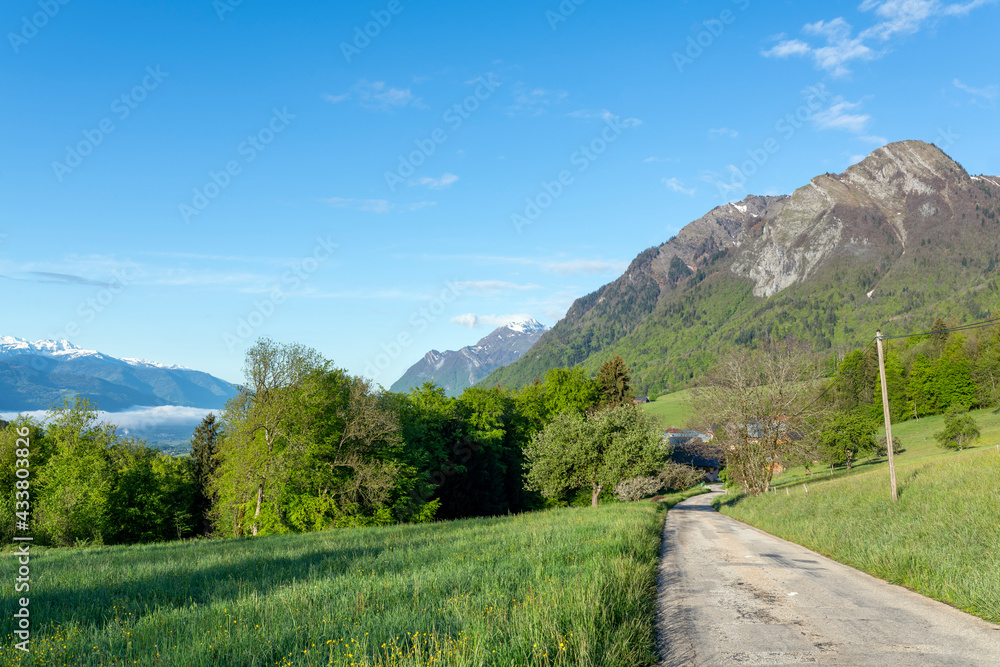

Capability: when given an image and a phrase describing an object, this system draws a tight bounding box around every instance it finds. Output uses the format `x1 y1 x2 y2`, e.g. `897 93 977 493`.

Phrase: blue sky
2 0 999 388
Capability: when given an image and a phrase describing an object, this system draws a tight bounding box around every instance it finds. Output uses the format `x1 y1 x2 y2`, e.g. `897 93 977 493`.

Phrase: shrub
657 462 705 491
934 404 981 450
614 475 662 502
876 435 903 457
613 463 704 501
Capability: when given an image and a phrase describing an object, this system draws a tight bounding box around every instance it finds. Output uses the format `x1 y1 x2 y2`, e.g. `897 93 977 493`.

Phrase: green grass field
715 406 1000 624
1 488 706 667
639 390 695 429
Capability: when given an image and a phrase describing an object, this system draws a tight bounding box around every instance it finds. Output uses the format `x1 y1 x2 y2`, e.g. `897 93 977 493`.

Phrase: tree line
0 341 697 546
689 320 1000 496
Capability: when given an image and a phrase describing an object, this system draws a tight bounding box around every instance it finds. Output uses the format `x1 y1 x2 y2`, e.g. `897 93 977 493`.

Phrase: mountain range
482 140 1000 394
0 337 238 412
390 317 549 396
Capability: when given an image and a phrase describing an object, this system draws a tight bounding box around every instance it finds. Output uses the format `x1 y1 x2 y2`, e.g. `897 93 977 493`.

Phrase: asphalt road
656 487 1000 666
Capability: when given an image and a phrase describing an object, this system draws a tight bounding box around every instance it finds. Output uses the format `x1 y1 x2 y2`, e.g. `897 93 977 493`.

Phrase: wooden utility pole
875 330 899 502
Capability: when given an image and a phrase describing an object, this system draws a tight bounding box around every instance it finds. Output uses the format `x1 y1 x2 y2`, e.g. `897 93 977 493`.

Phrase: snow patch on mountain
0 336 187 369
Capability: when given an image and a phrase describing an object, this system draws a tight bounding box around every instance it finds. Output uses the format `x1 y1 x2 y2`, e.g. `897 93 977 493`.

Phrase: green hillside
640 389 695 429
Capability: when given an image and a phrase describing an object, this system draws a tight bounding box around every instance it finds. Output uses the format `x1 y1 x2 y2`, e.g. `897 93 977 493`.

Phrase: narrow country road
656 486 1000 666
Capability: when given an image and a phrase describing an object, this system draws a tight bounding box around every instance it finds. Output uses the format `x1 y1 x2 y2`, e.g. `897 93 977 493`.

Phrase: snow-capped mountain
0 336 237 412
389 317 549 396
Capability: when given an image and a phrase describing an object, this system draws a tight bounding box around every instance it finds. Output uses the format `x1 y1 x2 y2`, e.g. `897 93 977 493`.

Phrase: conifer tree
597 355 635 408
190 413 221 535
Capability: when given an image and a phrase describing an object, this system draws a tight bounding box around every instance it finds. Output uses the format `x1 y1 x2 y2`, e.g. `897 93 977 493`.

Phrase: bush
876 435 903 457
934 405 981 450
657 462 705 491
614 476 662 502
613 463 704 501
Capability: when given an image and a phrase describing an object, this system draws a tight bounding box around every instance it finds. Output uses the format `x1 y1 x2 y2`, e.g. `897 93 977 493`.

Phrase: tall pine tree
597 355 636 408
190 413 221 536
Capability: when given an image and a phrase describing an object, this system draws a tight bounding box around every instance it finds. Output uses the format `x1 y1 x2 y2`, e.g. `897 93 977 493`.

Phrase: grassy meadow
715 406 1000 624
1 487 706 667
639 390 694 429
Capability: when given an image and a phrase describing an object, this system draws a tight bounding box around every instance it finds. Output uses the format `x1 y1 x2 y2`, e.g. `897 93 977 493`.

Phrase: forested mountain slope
483 141 1000 394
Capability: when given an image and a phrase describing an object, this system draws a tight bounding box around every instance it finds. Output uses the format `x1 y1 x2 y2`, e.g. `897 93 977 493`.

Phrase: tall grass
0 488 704 667
715 446 1000 624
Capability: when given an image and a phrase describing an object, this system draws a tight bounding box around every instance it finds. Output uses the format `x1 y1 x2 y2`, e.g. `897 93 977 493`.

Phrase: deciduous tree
525 404 665 506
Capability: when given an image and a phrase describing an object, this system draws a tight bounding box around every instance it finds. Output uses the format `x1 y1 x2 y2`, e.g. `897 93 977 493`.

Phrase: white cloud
954 78 998 104
410 173 459 190
761 0 997 76
1 406 218 430
569 109 643 127
762 39 813 57
860 135 889 145
709 127 739 138
663 178 696 196
699 167 748 202
418 254 628 275
453 280 541 292
542 259 629 274
507 84 569 116
451 313 534 329
811 98 871 133
324 197 393 214
323 80 420 111
323 198 436 214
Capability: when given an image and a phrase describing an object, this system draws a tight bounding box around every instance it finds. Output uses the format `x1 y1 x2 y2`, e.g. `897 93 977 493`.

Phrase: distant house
634 395 649 405
665 429 721 482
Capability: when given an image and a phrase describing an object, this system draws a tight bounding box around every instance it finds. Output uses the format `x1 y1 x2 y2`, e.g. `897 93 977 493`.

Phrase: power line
881 315 1000 341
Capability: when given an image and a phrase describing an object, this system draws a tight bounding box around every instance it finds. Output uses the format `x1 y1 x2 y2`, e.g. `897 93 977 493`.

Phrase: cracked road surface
657 487 1000 665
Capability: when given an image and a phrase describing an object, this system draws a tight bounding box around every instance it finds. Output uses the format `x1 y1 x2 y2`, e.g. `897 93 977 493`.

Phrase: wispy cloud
323 80 422 111
859 134 889 145
644 156 680 163
709 127 739 138
507 84 568 116
762 1 997 76
1 271 118 287
419 254 628 275
451 313 533 329
409 173 459 190
568 109 643 127
811 97 871 133
663 178 696 196
954 78 998 105
324 197 393 214
323 198 436 214
453 280 541 292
